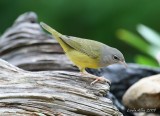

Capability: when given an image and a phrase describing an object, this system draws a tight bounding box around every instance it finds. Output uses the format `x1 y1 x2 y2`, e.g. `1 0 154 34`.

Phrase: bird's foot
90 76 111 85
80 71 111 85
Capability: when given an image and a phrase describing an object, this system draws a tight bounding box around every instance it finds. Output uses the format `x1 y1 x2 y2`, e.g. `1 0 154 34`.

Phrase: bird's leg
80 69 92 76
79 68 88 76
79 67 111 85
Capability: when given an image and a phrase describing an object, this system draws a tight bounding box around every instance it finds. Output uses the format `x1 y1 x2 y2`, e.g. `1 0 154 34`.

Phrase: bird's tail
40 22 71 52
40 22 62 38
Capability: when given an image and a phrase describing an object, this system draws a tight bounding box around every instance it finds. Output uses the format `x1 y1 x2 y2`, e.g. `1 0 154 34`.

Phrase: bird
40 22 127 85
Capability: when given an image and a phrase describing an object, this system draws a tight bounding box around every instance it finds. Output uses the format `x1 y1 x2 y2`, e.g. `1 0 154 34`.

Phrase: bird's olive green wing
60 35 104 59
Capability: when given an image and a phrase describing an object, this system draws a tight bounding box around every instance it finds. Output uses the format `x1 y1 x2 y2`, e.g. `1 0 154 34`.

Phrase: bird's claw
90 77 111 85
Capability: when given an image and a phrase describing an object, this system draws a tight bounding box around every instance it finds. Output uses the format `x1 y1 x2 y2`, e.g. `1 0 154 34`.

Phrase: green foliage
117 24 160 67
117 29 150 54
1 0 160 64
135 55 158 67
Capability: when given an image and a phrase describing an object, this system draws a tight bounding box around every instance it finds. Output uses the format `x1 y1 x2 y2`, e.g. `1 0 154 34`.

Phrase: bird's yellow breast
66 50 100 69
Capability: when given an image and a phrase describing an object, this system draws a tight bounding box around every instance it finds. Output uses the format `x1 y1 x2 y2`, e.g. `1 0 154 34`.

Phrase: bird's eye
112 55 119 61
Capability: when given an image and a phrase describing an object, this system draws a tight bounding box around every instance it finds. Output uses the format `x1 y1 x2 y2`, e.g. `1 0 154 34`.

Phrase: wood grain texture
0 59 118 116
0 12 123 116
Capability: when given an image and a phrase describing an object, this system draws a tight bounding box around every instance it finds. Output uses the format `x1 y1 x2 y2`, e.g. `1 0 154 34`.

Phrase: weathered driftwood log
0 12 123 116
0 59 119 116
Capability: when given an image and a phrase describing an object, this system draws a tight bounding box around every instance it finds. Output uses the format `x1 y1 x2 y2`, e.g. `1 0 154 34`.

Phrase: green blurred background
0 0 160 65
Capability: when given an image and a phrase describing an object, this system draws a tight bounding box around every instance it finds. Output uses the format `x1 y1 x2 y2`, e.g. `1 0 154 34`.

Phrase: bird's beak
119 61 127 68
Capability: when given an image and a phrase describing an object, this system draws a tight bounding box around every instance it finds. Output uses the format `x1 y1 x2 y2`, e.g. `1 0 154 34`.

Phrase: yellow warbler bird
40 22 127 85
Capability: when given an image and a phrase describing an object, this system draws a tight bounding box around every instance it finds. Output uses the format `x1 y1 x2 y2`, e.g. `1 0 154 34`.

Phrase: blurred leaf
117 29 150 54
147 46 160 59
137 24 160 47
135 55 159 67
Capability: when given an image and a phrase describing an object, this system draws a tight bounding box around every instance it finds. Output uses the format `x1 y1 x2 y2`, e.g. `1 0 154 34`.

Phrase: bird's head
101 47 127 68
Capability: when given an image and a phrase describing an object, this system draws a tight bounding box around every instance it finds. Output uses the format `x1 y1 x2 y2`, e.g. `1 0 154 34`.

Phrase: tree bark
0 12 122 116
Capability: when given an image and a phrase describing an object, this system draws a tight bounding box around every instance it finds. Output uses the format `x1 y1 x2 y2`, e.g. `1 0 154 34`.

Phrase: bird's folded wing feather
60 35 103 59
